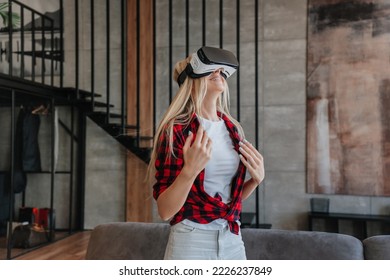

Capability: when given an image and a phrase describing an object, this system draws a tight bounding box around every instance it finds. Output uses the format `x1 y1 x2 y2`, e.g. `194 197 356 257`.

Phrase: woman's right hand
182 125 212 177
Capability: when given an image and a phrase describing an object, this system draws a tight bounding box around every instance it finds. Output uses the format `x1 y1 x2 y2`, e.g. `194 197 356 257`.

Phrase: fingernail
243 139 248 143
239 141 243 146
188 131 192 135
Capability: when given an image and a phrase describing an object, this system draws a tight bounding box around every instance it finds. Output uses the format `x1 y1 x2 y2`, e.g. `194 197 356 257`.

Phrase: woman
148 47 265 260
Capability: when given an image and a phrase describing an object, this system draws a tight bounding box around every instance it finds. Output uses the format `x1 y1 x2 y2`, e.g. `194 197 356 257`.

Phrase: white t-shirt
182 116 240 230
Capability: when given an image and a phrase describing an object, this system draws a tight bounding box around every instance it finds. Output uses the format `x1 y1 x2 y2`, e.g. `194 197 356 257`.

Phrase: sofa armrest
363 235 390 260
242 228 364 260
85 222 170 260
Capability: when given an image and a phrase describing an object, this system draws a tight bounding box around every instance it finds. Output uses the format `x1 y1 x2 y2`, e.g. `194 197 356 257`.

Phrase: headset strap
177 63 193 86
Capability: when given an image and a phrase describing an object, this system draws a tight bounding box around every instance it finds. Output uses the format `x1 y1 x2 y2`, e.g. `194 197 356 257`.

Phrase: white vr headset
177 46 239 86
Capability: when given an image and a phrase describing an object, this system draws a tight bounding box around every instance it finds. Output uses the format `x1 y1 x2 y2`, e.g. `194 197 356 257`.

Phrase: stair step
61 87 102 98
88 113 137 133
89 111 123 119
107 123 138 130
116 136 153 162
92 102 114 108
118 134 153 141
80 100 114 108
87 114 153 163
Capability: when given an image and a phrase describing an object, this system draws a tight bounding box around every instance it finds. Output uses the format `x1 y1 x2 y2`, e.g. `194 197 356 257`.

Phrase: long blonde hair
146 55 244 181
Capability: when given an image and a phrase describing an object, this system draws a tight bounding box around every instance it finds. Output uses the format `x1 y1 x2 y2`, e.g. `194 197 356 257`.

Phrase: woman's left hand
239 140 265 185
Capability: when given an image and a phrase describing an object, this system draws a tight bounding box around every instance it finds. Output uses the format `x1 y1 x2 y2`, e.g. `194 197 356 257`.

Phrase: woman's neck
200 104 219 121
200 89 221 121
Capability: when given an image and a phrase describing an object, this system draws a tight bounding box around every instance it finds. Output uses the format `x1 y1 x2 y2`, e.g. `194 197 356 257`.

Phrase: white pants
164 222 247 260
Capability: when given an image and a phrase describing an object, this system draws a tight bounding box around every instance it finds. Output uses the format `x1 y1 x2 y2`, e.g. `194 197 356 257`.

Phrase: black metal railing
1 0 128 133
2 0 143 153
1 0 62 87
75 0 129 134
159 0 262 227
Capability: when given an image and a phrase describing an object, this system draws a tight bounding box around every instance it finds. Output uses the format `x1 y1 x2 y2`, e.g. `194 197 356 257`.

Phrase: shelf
308 212 390 240
25 171 71 174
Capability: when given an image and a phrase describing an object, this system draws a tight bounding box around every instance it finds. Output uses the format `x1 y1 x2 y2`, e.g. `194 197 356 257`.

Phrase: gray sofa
85 221 390 260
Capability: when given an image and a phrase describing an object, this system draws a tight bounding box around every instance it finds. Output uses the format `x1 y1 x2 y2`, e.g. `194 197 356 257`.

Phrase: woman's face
206 68 225 95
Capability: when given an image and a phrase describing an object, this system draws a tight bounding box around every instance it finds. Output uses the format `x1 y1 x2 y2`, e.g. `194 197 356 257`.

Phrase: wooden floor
14 231 91 260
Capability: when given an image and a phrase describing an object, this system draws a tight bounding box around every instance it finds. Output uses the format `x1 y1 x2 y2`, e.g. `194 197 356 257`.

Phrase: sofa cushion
241 228 364 260
85 222 170 260
363 235 390 260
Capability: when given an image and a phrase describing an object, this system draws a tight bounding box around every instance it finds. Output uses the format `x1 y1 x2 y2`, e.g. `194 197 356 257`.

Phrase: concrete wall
84 118 126 229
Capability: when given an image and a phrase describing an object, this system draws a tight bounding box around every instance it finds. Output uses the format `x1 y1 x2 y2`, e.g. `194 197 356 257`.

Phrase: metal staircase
1 0 152 163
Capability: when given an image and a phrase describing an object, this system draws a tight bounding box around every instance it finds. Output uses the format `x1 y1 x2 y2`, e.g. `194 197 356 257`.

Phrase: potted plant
0 2 20 30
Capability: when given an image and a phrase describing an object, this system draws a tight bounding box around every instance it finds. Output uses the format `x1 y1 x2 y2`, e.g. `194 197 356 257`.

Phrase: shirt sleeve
153 125 185 200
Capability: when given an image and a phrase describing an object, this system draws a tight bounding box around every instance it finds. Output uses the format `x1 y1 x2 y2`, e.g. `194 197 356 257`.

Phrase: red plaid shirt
153 112 246 235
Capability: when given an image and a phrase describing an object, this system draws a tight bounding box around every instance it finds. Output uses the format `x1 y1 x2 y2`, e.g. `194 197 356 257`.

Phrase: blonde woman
148 47 265 260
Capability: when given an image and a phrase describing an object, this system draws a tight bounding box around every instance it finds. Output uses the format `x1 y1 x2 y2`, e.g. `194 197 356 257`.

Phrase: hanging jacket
15 106 42 172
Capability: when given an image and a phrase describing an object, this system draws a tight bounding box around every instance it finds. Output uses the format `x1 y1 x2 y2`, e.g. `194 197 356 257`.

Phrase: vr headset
177 46 239 86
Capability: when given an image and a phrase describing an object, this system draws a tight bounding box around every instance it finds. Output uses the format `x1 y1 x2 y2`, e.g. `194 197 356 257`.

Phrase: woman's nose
213 68 224 74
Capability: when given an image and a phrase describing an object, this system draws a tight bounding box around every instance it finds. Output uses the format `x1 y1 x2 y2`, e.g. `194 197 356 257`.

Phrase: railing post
153 0 156 134
121 0 127 132
136 0 140 146
219 0 223 48
106 0 110 123
168 0 172 103
75 0 79 99
20 5 24 79
68 105 75 234
31 11 35 82
50 19 54 86
8 0 13 76
90 0 95 109
254 0 260 228
49 98 55 241
236 0 240 121
202 0 206 46
41 16 45 84
60 0 64 88
185 0 189 56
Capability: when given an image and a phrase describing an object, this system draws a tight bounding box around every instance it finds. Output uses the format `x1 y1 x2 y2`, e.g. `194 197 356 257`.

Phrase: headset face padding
177 46 239 86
